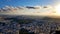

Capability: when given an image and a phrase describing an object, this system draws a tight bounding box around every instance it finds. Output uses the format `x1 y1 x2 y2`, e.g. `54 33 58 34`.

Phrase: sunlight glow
55 4 60 15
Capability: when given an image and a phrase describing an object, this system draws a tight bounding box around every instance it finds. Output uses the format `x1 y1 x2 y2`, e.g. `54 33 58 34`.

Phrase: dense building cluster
0 15 60 34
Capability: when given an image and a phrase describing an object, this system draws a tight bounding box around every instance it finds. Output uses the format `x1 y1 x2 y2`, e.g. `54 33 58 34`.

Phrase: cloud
26 6 40 9
0 5 56 16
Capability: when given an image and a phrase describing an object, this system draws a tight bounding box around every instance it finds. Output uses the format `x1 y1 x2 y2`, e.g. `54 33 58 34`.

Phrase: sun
55 4 60 15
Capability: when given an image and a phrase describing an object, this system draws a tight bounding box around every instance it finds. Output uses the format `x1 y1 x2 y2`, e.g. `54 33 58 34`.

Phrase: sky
0 0 60 16
0 0 59 8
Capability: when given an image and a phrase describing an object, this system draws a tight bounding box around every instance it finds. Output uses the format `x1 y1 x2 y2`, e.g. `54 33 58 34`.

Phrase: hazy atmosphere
0 0 60 16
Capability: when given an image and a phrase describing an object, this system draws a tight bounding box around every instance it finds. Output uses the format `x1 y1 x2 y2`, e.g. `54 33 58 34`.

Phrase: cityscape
0 0 60 34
